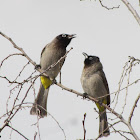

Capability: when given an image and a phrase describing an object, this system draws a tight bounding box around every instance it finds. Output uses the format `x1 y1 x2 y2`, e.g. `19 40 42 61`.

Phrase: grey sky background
0 0 140 140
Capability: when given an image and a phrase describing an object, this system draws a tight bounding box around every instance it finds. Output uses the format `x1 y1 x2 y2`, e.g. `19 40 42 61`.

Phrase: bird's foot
83 93 88 99
52 79 57 84
35 64 41 70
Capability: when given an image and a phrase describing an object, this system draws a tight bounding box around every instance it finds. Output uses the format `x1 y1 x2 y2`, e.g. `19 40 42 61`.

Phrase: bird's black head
56 34 76 46
83 52 100 66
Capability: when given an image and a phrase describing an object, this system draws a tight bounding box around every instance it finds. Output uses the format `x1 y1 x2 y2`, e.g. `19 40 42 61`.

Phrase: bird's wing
41 43 50 58
97 70 110 106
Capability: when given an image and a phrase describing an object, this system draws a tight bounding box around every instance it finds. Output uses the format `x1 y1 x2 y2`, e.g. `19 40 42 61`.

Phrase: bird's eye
89 57 93 60
62 34 67 38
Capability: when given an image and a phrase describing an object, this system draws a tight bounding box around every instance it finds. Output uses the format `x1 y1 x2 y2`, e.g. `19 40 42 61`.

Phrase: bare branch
111 125 131 140
12 61 30 83
111 79 140 96
34 132 37 140
36 115 41 140
127 122 140 140
0 76 22 84
0 31 37 66
6 85 23 118
0 53 24 68
56 82 123 118
82 113 86 140
121 56 135 115
0 78 37 133
99 0 120 10
31 104 67 140
48 112 66 140
121 0 140 25
112 56 140 117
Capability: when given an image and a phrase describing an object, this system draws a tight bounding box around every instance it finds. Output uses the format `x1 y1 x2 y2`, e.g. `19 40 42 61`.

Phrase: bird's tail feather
30 83 49 118
99 110 110 137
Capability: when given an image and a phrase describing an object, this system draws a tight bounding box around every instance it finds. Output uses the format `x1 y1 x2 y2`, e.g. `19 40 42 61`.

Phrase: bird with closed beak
81 52 110 137
30 34 76 118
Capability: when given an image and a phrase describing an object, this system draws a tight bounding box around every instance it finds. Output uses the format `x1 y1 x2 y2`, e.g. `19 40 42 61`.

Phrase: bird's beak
68 34 76 39
82 52 88 58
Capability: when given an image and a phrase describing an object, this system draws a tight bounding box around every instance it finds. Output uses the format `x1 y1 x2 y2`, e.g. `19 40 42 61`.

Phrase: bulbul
30 34 76 117
81 52 110 137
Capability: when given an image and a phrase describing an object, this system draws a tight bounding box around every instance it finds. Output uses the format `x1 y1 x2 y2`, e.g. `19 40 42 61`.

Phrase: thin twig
0 32 37 66
34 132 37 140
7 124 29 140
99 0 120 10
0 78 37 133
36 115 41 140
48 112 66 140
121 58 134 115
12 61 30 84
0 76 22 84
121 0 140 25
6 85 23 116
112 60 129 109
0 53 24 68
82 113 86 140
111 125 131 140
128 93 140 124
111 79 140 96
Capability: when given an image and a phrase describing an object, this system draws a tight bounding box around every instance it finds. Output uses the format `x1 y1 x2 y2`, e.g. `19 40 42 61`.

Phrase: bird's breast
81 71 107 99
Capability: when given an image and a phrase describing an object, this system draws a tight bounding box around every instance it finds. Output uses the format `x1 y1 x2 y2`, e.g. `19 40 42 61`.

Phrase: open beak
82 52 88 58
68 34 76 39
